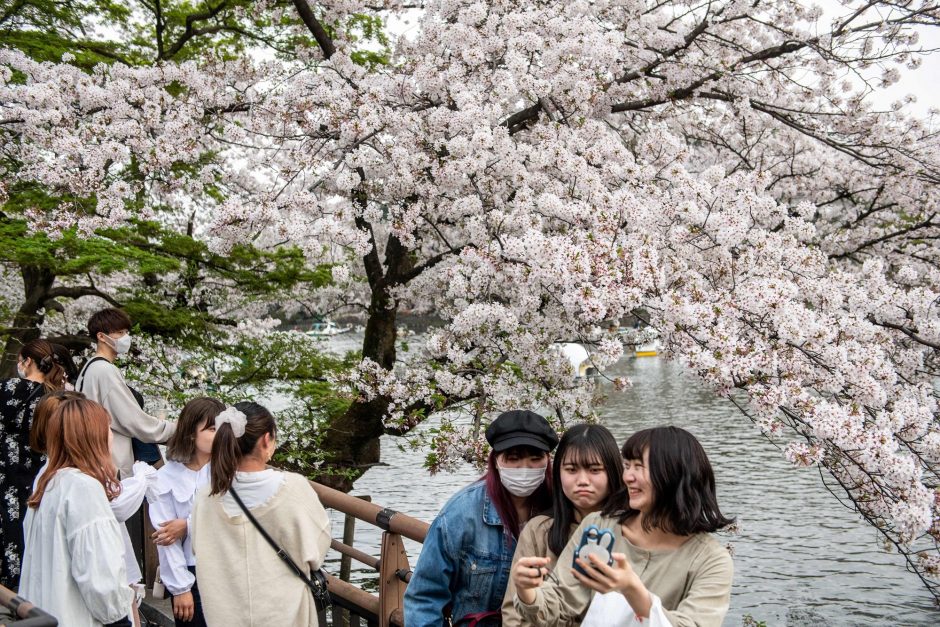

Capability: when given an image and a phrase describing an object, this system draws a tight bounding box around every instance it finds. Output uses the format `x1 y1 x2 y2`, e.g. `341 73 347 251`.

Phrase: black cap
485 410 559 453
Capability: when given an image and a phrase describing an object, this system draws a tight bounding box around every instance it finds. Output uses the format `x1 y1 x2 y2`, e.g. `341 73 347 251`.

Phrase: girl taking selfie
512 426 734 627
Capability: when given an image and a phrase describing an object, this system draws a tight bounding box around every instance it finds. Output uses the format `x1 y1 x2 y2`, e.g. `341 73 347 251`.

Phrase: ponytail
209 401 276 496
19 339 66 393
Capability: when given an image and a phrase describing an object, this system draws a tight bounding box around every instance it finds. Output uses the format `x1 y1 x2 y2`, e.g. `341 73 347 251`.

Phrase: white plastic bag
581 591 671 627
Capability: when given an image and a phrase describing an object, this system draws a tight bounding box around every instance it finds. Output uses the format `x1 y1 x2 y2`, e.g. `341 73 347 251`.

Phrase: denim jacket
404 481 516 627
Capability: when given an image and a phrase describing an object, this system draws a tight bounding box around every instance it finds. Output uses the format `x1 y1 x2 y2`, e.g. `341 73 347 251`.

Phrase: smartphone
572 525 615 576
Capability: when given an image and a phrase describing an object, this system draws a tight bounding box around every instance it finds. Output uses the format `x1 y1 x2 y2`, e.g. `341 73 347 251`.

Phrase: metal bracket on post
375 507 397 531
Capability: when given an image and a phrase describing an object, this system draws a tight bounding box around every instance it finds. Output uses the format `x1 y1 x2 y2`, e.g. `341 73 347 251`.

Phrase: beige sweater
502 515 580 627
515 512 733 627
191 472 332 627
76 358 175 478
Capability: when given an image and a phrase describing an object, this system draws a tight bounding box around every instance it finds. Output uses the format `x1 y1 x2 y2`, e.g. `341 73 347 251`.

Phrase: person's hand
152 518 187 545
172 591 195 622
512 556 551 592
572 552 639 595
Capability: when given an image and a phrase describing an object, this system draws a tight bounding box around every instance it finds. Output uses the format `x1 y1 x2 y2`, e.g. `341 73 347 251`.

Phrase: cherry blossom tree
3 0 940 600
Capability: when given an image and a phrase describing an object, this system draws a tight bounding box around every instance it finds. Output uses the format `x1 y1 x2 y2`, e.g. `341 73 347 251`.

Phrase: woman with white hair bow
191 401 332 627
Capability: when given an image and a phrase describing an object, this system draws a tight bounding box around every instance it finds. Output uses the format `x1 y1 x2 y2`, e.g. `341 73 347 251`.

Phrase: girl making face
503 424 624 626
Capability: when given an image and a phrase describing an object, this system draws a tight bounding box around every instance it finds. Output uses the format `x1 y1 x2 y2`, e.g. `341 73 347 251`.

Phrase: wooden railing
310 481 430 627
0 584 58 626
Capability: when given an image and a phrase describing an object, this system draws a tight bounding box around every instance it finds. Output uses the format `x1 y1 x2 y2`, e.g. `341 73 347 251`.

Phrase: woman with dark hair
512 426 734 627
502 423 624 626
404 410 559 627
0 338 67 588
191 401 331 627
20 398 133 626
148 397 224 627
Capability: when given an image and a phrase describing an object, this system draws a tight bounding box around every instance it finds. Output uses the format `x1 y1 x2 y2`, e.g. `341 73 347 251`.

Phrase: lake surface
312 336 937 625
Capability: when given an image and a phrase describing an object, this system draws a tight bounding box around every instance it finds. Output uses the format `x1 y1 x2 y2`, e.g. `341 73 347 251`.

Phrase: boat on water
634 340 660 357
616 326 661 357
306 320 353 336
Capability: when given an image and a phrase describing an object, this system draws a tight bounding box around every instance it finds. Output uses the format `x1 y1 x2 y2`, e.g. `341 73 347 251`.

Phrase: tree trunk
314 228 414 492
0 264 55 377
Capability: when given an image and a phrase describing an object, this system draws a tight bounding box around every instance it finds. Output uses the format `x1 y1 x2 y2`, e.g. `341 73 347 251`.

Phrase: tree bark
314 224 415 491
0 264 55 377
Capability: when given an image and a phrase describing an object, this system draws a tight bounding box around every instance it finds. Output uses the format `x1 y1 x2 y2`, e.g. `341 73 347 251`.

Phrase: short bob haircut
88 307 132 340
548 423 625 555
166 397 226 463
619 426 734 535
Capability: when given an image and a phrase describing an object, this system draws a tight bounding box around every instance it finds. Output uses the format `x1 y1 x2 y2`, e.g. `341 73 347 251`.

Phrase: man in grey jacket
76 308 176 478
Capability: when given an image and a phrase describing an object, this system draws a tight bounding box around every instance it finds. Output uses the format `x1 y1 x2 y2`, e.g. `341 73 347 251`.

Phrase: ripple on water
322 357 937 626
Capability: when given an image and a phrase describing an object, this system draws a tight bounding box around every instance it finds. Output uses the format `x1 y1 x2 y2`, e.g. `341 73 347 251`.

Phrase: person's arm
403 508 459 627
68 516 134 623
94 364 175 443
147 486 195 595
661 543 734 627
513 516 596 623
502 518 550 627
111 462 156 522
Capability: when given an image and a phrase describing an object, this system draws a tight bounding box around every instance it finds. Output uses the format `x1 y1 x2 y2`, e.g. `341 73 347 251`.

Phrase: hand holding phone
572 525 615 577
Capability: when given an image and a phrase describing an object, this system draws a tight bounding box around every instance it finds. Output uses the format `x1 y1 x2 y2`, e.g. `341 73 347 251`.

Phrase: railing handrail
309 480 430 543
0 584 58 627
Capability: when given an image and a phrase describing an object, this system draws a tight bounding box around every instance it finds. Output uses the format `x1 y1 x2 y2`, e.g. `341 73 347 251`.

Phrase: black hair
547 423 625 555
619 426 734 534
88 307 132 340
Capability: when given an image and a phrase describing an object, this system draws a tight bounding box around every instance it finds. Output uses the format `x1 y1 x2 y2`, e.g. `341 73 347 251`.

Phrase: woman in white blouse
20 397 133 627
148 396 223 626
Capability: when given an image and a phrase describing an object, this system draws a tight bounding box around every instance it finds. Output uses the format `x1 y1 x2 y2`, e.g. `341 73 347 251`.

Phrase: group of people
0 308 331 627
1 306 733 627
404 410 734 627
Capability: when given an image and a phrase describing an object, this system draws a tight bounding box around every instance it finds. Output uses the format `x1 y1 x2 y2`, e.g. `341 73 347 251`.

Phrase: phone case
572 525 615 576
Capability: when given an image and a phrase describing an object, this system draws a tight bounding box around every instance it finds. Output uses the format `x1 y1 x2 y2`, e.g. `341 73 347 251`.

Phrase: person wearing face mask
0 338 67 589
76 307 176 479
404 410 558 627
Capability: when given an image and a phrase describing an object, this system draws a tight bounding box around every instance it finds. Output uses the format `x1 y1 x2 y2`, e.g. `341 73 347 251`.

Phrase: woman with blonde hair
20 398 133 626
192 401 331 626
0 338 68 588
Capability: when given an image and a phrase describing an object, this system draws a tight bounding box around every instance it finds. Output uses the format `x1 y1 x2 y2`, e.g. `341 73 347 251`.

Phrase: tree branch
292 0 336 59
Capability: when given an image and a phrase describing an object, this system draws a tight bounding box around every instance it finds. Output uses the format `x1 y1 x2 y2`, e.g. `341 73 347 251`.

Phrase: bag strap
76 356 109 393
228 487 322 592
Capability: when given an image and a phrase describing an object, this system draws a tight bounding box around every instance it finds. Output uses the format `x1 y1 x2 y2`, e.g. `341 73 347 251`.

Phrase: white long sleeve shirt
146 461 210 595
20 468 133 626
76 358 175 478
34 461 156 585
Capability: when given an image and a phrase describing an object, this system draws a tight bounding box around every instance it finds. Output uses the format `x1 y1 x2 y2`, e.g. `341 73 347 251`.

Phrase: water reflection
323 351 937 625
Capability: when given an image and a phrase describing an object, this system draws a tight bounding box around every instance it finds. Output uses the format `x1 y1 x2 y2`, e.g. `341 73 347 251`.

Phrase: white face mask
497 463 547 497
103 333 132 355
16 360 27 378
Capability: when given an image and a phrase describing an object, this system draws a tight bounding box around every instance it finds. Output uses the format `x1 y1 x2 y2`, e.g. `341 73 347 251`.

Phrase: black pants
173 566 207 627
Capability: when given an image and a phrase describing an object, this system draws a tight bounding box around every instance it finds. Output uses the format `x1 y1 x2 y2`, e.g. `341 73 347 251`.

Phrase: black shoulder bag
229 487 332 610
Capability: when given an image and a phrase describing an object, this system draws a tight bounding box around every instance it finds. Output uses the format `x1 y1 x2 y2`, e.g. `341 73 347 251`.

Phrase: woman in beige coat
192 402 331 626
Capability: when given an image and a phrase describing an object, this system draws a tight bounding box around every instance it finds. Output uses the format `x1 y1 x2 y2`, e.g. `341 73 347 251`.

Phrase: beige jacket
76 358 175 478
502 515 580 627
191 472 332 627
514 512 733 627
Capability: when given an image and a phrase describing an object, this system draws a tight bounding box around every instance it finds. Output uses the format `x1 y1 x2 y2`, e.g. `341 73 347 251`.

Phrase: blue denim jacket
404 481 515 627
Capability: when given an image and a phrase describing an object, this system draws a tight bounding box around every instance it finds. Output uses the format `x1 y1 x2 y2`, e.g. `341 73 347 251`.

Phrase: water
313 340 937 625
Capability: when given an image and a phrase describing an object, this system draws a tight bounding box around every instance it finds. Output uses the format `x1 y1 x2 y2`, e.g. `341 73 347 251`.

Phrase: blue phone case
572 525 615 576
